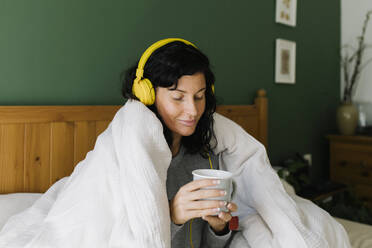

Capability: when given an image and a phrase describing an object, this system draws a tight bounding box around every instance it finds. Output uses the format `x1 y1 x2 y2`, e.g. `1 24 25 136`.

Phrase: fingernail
214 208 221 213
220 190 227 196
213 180 220 185
219 201 227 206
227 203 232 208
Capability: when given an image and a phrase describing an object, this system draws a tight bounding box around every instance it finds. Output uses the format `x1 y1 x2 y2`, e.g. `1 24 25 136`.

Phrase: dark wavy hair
121 41 217 157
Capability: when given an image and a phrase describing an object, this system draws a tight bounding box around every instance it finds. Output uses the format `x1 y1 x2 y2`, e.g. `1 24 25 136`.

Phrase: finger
218 211 232 222
188 200 227 210
202 215 224 224
188 189 226 201
190 208 221 218
182 179 219 192
227 202 238 212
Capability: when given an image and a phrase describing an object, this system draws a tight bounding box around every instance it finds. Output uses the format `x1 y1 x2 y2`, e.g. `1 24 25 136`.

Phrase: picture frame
275 39 296 84
275 0 297 27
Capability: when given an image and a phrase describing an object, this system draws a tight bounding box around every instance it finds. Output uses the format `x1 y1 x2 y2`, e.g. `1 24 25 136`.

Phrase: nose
184 99 198 118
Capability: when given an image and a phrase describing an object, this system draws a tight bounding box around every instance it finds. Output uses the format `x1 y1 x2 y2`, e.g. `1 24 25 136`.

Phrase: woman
0 38 350 248
122 38 238 248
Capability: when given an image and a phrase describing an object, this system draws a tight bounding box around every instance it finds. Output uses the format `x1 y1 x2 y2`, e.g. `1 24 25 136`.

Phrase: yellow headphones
132 38 215 106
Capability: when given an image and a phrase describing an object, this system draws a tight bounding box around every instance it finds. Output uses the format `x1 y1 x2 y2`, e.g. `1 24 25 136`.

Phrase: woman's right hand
170 179 227 225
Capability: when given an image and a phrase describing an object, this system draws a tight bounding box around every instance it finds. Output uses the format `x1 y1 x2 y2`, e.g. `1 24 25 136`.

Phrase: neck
171 133 182 157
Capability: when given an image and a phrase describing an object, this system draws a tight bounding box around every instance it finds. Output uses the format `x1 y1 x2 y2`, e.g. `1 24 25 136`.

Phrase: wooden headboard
0 89 267 194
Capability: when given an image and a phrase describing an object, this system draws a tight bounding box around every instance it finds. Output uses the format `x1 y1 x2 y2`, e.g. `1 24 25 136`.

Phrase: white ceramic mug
192 169 234 212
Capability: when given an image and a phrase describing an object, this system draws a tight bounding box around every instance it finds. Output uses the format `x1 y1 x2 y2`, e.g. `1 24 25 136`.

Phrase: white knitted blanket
0 100 351 248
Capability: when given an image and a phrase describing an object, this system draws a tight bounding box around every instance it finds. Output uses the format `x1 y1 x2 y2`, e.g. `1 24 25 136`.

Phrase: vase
336 101 359 135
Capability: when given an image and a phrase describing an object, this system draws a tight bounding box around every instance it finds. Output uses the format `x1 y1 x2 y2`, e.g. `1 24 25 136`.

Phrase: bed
0 89 371 247
280 177 372 248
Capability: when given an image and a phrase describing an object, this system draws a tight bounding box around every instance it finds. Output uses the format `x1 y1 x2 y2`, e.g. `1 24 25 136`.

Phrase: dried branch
342 59 350 102
341 10 372 102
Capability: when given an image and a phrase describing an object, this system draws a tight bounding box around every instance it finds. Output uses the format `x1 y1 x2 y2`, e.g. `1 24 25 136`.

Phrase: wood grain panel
74 121 96 166
233 116 259 138
24 123 51 192
0 106 121 124
96 121 110 138
216 105 261 145
50 122 74 184
255 89 268 149
0 124 24 193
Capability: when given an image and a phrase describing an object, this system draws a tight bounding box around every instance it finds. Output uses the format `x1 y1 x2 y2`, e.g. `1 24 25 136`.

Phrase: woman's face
155 72 206 139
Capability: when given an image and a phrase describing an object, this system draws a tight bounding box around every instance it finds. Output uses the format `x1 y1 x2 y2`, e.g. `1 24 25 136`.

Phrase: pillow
0 193 41 230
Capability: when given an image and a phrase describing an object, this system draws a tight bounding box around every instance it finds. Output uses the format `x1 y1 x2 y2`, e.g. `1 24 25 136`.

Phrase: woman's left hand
202 202 238 233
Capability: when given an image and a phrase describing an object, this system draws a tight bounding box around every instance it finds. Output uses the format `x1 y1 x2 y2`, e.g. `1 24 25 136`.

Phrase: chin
177 127 196 137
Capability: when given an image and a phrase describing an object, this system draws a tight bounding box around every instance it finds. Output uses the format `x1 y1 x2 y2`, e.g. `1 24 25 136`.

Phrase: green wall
0 1 340 182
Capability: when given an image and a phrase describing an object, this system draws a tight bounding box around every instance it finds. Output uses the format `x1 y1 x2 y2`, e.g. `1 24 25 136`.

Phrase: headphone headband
135 38 197 79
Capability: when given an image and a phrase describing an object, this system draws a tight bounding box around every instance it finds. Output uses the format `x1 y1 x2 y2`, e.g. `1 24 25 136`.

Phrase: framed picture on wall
275 0 297 27
275 39 296 84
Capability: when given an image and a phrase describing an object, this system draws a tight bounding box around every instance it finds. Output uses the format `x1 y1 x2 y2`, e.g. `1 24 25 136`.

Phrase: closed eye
172 96 204 101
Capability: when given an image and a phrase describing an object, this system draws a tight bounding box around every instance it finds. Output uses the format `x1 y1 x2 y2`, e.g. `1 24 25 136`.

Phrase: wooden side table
327 135 372 208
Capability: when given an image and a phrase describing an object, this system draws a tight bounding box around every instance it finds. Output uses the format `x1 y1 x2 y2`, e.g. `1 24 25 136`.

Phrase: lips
179 120 196 127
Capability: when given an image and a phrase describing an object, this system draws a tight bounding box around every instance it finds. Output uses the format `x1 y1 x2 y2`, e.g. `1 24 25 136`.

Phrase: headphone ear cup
132 78 155 106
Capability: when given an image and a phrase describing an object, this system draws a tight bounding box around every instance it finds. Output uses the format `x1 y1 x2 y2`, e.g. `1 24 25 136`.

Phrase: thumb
202 216 210 221
202 215 220 225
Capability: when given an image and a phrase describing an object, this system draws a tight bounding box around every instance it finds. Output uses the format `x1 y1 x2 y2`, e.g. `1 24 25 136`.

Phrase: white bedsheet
3 193 371 248
281 179 372 248
1 183 370 248
0 193 41 229
335 217 372 248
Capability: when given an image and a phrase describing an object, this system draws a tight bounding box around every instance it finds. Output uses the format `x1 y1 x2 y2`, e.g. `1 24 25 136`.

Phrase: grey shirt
166 145 232 248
